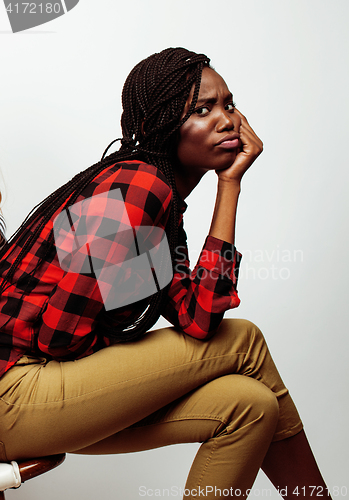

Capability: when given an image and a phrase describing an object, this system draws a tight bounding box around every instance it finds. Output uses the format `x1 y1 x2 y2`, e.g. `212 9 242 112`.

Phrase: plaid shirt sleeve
163 220 242 339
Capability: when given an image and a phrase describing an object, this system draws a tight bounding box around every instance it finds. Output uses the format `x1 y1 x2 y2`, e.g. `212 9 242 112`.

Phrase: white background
0 0 348 498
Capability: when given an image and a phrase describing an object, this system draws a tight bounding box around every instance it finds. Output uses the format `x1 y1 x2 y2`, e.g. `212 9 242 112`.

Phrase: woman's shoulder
95 160 171 191
79 160 173 227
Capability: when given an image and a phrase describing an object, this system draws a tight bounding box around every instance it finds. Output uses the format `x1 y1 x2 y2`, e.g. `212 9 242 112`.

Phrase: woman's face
177 67 241 177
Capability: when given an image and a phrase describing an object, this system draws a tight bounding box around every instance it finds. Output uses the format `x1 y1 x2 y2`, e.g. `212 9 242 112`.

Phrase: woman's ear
141 121 145 137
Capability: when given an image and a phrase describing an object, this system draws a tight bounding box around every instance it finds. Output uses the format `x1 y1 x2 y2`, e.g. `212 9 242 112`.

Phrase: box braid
0 47 210 341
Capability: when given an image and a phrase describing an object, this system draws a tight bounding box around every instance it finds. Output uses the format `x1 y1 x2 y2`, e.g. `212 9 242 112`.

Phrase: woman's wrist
217 176 242 196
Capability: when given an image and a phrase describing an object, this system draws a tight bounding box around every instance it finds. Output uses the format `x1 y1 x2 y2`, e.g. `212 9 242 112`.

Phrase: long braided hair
0 47 210 341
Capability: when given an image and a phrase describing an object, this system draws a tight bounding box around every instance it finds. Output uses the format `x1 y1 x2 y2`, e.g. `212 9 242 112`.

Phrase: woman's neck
174 165 207 200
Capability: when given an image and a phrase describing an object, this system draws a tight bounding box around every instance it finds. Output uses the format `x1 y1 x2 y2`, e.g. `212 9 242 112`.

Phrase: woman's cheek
183 122 207 147
177 118 210 169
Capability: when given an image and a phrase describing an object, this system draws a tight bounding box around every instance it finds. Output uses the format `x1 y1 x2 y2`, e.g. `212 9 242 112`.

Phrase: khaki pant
0 319 302 498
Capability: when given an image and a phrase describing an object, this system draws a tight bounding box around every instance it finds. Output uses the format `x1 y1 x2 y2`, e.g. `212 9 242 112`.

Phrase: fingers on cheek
240 126 254 140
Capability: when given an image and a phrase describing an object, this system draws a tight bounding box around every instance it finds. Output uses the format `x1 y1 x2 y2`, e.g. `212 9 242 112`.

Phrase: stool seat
0 454 66 498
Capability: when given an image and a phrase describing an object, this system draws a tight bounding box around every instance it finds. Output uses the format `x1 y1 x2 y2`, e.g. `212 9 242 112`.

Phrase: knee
219 375 279 434
238 374 278 417
202 375 279 432
250 380 279 425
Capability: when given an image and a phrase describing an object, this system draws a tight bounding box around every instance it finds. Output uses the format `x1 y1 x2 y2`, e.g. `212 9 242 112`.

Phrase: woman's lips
216 138 240 149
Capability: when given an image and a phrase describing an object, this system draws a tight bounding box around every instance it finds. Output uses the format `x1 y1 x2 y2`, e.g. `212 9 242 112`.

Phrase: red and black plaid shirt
0 161 242 377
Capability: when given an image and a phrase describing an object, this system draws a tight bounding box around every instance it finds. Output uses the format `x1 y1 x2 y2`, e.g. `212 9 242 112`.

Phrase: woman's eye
195 106 210 116
225 102 236 112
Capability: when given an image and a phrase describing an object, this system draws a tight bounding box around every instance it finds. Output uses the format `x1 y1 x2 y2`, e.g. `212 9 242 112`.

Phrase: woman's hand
216 109 263 184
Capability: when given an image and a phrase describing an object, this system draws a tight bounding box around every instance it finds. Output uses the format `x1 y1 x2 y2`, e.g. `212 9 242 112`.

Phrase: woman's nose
216 109 239 131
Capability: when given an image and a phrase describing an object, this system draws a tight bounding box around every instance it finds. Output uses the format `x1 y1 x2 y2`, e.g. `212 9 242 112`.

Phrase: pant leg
74 374 280 498
0 318 302 462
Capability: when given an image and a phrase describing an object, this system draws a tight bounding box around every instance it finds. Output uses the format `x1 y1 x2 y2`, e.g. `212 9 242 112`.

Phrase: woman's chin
214 157 238 172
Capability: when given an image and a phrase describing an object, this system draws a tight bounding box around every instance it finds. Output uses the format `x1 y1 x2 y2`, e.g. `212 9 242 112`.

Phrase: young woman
0 48 330 498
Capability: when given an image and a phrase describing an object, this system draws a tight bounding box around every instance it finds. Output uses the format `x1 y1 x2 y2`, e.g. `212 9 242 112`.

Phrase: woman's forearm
208 178 241 245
